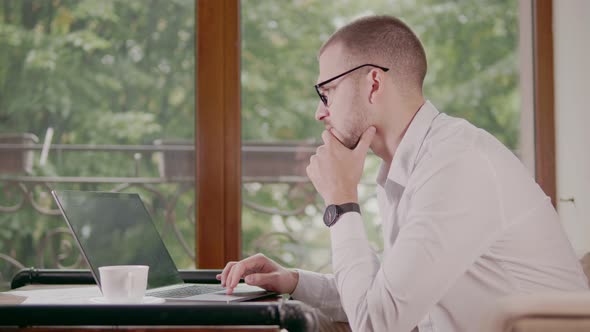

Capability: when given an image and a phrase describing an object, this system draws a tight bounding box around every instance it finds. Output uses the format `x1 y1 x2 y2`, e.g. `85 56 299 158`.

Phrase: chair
483 292 590 332
483 253 590 332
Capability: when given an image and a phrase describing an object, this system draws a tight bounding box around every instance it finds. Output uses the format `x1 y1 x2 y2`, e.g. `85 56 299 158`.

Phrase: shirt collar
377 100 440 188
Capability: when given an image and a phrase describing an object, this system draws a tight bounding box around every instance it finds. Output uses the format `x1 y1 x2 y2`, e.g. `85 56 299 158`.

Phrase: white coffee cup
98 265 149 303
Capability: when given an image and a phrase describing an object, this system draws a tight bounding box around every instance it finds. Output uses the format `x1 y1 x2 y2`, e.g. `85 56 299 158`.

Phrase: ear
366 69 383 104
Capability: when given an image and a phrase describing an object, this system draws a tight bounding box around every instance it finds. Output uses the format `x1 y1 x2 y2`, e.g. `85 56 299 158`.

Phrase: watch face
323 205 339 227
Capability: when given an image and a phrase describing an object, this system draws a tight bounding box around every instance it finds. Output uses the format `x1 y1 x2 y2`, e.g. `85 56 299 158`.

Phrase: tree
0 0 520 288
0 0 196 288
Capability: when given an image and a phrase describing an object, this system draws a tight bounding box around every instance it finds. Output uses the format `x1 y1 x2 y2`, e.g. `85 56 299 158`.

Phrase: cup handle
126 272 133 298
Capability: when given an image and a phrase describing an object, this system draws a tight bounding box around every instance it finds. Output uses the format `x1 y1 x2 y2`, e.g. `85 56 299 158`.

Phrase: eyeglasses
314 63 389 107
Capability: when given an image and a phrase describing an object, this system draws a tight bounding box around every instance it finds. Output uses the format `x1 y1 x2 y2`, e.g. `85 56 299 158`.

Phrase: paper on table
0 292 27 305
6 286 102 304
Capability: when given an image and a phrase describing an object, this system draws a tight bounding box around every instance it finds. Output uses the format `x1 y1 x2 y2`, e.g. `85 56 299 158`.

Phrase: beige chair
483 292 590 332
483 253 590 332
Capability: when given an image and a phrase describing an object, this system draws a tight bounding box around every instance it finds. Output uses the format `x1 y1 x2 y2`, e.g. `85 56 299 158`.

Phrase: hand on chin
328 127 355 150
306 126 376 204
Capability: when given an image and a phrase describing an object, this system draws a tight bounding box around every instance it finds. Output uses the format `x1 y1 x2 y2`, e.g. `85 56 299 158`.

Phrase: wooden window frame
195 0 557 267
196 0 241 268
532 0 556 207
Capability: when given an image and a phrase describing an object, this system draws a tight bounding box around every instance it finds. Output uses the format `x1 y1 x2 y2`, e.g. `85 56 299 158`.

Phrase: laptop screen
52 190 184 289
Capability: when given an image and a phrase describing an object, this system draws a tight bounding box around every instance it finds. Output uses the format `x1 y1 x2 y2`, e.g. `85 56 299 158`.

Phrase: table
0 269 320 332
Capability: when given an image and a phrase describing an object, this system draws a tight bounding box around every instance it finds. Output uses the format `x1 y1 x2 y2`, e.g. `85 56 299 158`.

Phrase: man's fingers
225 254 267 292
354 126 376 155
225 262 246 289
226 262 246 293
220 261 237 287
220 254 275 294
220 261 237 286
244 272 276 290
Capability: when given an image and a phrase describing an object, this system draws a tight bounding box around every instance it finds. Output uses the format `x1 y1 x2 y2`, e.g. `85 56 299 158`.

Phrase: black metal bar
10 268 94 289
0 175 321 184
0 143 318 153
0 143 195 152
0 176 194 183
11 268 226 289
0 301 317 331
179 269 225 283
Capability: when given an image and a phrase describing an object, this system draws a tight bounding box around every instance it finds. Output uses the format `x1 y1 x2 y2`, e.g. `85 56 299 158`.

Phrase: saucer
89 296 165 304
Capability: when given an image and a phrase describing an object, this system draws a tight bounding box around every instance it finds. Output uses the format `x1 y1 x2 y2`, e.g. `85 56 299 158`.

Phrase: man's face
315 44 370 149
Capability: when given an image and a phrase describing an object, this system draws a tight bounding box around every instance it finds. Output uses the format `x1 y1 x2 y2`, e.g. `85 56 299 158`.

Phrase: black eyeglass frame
314 63 390 107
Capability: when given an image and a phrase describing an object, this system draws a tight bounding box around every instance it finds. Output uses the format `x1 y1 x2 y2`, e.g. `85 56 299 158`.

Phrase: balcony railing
0 138 380 291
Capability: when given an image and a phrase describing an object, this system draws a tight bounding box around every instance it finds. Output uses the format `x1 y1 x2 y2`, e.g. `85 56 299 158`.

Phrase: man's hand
306 126 376 205
216 253 299 295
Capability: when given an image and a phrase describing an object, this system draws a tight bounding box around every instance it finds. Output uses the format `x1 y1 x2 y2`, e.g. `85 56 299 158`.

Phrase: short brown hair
320 15 427 95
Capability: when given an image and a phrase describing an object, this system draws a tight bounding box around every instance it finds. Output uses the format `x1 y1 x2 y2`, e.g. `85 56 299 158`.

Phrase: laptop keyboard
149 284 226 298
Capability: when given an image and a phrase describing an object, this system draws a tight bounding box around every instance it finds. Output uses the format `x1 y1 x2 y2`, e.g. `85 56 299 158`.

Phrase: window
0 0 555 289
0 0 196 289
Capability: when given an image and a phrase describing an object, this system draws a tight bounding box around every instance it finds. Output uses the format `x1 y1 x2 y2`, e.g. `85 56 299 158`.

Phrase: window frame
196 0 241 268
532 0 557 207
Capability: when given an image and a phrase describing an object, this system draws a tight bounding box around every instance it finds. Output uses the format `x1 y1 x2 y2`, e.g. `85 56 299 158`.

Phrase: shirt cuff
291 269 325 306
290 269 349 322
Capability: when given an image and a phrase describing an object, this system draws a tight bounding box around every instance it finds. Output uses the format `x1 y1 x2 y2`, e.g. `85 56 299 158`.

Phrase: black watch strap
338 202 361 214
323 202 361 227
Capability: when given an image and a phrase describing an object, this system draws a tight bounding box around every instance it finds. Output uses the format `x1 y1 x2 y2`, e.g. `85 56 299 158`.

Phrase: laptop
51 190 273 302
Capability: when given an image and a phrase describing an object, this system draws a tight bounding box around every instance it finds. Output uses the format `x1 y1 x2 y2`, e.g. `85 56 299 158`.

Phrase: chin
333 127 361 149
343 135 361 150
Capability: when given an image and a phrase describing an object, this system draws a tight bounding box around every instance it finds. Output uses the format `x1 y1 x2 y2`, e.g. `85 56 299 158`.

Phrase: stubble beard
341 90 368 150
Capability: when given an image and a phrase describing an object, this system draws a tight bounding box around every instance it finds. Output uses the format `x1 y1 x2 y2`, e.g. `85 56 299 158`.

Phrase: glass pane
0 0 196 290
241 0 524 272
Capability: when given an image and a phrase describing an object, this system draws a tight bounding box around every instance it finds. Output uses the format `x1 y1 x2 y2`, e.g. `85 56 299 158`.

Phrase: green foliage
0 0 520 285
0 0 195 288
241 0 519 146
0 0 195 142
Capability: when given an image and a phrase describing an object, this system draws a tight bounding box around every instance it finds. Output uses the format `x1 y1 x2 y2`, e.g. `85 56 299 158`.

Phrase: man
217 15 588 331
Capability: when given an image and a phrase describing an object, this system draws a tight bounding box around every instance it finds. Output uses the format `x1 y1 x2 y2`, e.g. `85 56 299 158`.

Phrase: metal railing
0 142 380 290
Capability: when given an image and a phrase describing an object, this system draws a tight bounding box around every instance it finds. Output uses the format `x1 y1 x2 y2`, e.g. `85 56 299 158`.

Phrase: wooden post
196 0 241 268
532 0 557 207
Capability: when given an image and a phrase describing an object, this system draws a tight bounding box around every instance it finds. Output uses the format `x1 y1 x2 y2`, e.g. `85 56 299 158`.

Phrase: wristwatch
323 202 361 227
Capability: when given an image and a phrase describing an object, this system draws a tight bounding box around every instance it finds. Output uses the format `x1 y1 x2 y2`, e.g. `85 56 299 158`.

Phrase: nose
315 102 329 121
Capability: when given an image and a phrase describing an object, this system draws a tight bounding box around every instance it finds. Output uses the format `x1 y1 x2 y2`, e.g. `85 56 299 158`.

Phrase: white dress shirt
291 101 588 332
